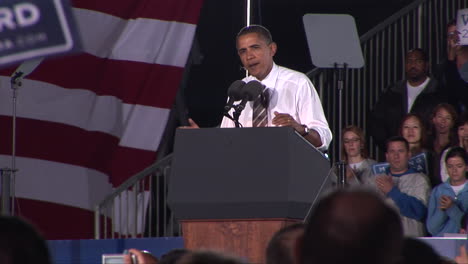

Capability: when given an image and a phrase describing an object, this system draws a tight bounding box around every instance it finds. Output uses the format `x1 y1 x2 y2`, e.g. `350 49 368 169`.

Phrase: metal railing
94 154 178 239
308 0 468 161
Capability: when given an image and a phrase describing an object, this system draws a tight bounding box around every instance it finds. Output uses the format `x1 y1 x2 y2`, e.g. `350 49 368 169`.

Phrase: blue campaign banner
372 162 390 175
408 152 429 174
0 0 81 66
372 152 428 175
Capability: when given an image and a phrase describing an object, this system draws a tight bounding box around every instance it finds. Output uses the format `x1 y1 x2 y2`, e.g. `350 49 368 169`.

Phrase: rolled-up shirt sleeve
296 77 332 151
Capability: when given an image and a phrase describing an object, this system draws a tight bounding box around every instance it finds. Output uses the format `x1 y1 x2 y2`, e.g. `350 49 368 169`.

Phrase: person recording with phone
184 25 332 151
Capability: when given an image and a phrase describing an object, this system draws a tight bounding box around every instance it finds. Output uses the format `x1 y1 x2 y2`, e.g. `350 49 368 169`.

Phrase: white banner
457 8 468 45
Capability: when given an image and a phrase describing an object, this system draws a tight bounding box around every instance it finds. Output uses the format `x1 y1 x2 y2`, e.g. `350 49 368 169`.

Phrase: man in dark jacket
369 48 447 150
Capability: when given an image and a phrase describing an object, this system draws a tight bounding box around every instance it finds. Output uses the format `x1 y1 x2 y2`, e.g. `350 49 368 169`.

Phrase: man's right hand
179 118 199 129
375 175 393 194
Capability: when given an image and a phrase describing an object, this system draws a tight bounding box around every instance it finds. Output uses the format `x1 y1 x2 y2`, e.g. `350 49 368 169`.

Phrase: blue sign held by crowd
372 152 429 175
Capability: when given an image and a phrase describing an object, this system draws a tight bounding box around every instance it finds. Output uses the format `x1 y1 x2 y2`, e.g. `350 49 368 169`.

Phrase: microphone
224 80 245 112
235 80 264 112
10 57 44 86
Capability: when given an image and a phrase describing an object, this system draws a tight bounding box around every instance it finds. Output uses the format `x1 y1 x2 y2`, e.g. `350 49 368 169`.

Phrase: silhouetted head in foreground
266 223 305 264
0 216 51 264
298 189 403 264
159 248 191 264
177 250 249 264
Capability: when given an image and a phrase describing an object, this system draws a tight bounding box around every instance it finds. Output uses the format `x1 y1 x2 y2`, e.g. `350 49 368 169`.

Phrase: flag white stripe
73 8 196 67
0 155 112 210
0 77 170 151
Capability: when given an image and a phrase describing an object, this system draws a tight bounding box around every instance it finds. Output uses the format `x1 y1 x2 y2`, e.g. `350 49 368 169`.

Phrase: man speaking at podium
188 25 332 151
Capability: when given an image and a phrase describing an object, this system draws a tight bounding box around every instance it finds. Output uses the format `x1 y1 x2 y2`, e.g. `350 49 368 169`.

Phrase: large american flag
0 0 204 239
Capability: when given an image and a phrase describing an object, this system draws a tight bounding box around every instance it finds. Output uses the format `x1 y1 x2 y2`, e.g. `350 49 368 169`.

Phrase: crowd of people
332 18 468 239
3 189 465 264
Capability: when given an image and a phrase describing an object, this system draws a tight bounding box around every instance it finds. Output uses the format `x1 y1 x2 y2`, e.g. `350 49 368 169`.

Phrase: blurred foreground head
266 223 305 264
177 250 249 264
299 189 403 264
0 216 51 264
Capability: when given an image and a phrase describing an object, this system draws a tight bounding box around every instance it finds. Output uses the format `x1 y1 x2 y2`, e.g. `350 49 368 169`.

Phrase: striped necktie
252 89 269 127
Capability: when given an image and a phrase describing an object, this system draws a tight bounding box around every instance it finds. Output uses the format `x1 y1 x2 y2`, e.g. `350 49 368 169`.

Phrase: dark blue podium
168 127 330 263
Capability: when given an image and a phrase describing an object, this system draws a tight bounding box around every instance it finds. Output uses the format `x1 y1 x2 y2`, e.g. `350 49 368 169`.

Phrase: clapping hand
439 195 454 210
375 175 393 194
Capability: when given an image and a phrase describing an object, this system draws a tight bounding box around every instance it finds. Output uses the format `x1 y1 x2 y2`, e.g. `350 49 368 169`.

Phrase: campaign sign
457 8 468 45
372 152 428 175
0 0 81 66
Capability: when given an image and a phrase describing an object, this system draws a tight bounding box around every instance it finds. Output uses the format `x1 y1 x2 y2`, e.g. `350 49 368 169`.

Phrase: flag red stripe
108 147 158 186
0 54 183 108
16 198 95 240
0 116 156 185
72 0 204 24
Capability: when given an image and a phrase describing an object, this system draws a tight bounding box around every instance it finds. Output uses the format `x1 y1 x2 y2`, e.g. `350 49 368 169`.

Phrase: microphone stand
2 72 24 215
335 62 348 188
1 57 43 215
232 102 248 128
222 111 241 128
232 111 241 128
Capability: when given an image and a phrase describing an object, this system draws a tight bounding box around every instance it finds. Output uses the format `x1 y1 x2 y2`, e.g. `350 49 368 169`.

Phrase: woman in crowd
440 114 468 183
428 103 458 186
332 125 376 186
427 147 468 237
429 103 458 154
399 113 435 186
400 114 428 157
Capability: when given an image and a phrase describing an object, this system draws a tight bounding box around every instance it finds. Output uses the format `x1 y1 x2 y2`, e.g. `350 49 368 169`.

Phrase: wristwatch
301 125 310 137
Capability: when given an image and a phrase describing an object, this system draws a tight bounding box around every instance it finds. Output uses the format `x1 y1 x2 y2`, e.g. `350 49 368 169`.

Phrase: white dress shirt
220 63 332 150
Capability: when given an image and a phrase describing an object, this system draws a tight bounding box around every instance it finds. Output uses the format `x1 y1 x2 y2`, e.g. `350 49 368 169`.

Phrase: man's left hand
272 111 323 148
272 111 303 132
375 175 393 194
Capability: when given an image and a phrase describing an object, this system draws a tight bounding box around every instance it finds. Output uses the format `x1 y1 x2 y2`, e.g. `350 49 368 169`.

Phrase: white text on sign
0 3 40 32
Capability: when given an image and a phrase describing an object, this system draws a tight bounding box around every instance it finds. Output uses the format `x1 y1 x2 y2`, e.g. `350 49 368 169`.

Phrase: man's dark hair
447 19 457 28
177 250 248 264
237 25 273 44
300 189 403 264
0 216 51 264
266 223 305 264
406 48 429 62
445 146 468 164
159 249 190 264
385 136 410 153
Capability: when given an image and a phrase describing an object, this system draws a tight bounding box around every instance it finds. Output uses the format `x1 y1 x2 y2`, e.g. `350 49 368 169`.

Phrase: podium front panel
168 127 330 219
